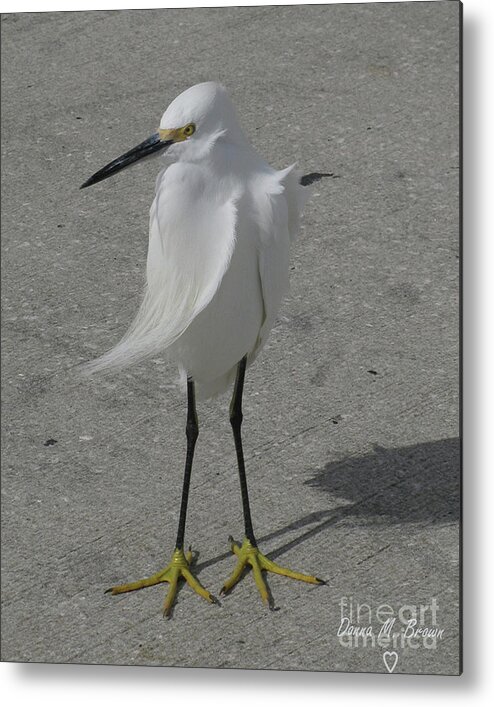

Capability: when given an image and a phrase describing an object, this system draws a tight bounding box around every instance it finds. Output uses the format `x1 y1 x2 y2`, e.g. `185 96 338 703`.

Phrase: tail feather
80 286 194 376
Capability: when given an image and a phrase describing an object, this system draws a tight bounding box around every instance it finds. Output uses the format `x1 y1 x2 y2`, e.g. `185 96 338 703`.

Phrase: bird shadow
300 172 340 186
305 437 461 524
195 437 460 572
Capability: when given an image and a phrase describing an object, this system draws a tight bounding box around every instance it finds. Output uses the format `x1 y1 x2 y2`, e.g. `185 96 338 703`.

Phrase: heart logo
383 651 398 673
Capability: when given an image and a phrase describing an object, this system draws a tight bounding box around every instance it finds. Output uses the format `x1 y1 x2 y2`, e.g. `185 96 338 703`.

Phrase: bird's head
81 82 244 189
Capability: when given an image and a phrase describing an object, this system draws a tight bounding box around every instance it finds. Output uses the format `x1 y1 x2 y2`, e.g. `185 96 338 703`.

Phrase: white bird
81 82 324 616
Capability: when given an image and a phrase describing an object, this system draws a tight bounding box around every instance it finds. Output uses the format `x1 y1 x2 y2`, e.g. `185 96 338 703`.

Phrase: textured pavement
1 2 460 674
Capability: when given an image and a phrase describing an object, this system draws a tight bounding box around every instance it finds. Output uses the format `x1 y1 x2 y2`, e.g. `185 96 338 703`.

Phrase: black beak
80 133 172 189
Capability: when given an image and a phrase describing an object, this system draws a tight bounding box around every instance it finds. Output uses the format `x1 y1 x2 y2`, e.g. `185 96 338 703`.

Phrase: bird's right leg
107 378 215 617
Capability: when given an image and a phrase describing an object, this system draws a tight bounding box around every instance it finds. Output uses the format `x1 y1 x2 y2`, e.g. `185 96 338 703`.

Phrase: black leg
175 377 198 550
230 356 257 547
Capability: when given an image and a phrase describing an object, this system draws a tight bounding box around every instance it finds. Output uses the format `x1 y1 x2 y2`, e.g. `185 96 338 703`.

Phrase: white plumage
83 82 309 398
81 83 323 614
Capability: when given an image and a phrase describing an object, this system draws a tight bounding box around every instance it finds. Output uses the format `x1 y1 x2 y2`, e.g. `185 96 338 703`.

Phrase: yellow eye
183 123 196 137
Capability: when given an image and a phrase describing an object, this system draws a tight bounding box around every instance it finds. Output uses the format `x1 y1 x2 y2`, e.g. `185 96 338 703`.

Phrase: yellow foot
106 547 216 617
220 536 325 607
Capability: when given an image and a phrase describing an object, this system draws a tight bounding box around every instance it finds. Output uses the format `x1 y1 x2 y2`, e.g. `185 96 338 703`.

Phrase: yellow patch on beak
159 127 186 143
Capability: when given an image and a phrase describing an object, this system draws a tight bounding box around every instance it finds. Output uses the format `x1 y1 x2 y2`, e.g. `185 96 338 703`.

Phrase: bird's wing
253 165 310 355
83 162 240 373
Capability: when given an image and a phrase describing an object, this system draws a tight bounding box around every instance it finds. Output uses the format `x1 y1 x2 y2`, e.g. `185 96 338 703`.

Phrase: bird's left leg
107 378 215 616
220 356 324 606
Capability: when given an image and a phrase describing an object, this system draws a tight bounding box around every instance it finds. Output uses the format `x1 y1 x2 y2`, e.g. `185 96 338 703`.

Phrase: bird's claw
220 536 324 606
106 547 216 618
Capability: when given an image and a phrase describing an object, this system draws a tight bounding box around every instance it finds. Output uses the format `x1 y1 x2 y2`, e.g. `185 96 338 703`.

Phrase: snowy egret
81 82 323 615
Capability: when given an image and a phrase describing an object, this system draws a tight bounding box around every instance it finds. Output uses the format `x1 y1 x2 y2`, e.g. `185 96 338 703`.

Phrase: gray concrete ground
1 2 460 674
